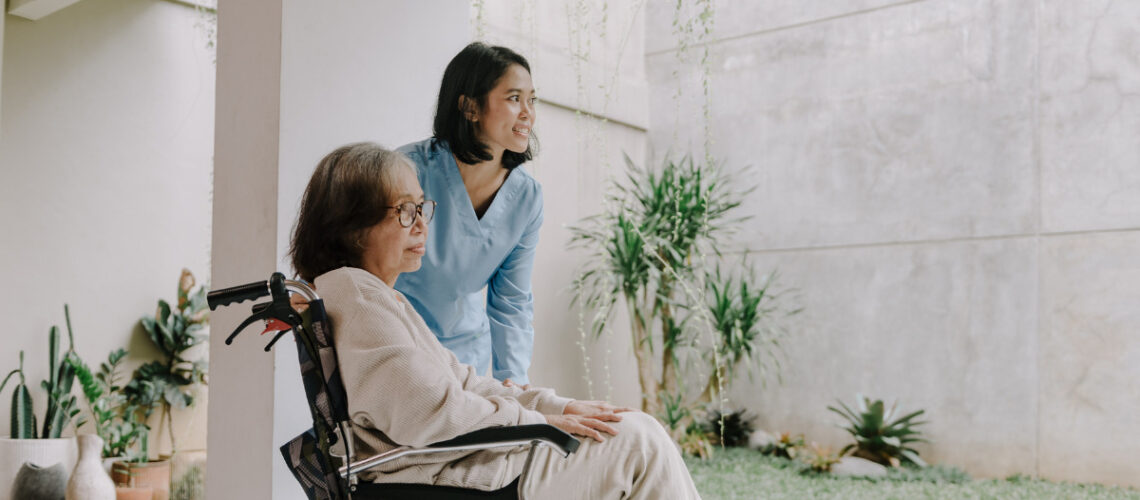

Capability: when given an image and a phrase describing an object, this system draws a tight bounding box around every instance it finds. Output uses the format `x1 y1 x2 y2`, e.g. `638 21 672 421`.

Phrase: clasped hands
502 378 635 442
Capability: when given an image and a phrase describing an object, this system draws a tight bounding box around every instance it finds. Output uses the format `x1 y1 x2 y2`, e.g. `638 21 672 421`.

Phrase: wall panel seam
645 0 930 57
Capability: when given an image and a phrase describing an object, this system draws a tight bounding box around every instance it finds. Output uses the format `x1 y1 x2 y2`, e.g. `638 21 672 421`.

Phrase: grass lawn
686 448 1140 500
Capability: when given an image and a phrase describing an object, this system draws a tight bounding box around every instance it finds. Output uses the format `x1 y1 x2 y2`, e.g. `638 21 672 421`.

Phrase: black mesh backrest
280 299 353 500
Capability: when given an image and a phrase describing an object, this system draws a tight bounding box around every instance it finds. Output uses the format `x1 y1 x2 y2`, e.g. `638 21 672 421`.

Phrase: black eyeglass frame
386 200 437 228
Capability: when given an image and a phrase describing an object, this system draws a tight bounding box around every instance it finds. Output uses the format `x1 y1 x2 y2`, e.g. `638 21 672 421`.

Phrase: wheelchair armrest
340 424 580 479
428 424 579 455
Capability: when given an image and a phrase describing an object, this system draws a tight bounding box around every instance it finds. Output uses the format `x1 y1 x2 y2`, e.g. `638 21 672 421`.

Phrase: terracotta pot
111 460 170 500
114 487 154 500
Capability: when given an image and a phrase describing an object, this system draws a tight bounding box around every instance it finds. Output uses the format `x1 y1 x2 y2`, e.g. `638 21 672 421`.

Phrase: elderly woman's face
360 165 427 286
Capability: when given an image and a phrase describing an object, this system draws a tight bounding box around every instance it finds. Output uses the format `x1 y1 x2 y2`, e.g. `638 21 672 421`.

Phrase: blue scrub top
395 138 542 384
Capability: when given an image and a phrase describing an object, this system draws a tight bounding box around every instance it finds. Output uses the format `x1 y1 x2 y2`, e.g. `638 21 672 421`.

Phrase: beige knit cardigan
314 267 572 490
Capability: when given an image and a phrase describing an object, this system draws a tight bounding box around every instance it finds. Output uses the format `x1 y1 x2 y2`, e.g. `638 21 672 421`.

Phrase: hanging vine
472 0 487 41
671 0 716 166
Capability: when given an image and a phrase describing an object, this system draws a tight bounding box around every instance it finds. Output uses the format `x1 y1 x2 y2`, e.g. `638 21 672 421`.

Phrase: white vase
0 437 78 500
66 435 115 500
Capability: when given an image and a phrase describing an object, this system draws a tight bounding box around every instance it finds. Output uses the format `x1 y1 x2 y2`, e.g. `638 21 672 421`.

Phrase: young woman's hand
544 414 619 442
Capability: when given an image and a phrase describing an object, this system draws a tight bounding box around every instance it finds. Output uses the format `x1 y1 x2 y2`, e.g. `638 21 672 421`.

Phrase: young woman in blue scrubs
396 43 541 386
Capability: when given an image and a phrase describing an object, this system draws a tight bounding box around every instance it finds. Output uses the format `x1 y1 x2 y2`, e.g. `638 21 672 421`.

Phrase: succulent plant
1 351 35 439
801 442 841 473
760 431 805 459
828 394 928 467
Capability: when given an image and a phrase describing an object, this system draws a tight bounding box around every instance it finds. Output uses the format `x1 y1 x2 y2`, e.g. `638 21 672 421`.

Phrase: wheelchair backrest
280 299 356 500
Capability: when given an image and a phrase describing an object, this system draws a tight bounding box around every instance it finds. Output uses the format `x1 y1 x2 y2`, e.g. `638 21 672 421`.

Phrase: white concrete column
209 1 468 498
207 0 283 497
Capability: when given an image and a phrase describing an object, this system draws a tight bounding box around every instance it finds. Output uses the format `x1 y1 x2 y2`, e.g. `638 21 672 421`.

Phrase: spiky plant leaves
830 395 929 467
706 409 755 447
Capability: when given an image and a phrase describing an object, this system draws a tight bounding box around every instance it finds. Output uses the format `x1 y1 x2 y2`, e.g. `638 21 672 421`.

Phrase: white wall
646 0 1140 487
0 0 214 453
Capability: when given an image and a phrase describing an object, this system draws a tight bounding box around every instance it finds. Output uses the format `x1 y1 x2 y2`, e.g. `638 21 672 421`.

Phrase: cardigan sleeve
332 281 548 448
447 344 572 416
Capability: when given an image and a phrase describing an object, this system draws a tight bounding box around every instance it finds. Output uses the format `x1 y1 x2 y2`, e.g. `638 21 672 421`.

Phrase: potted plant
68 349 137 467
0 305 86 498
112 269 209 500
109 398 168 500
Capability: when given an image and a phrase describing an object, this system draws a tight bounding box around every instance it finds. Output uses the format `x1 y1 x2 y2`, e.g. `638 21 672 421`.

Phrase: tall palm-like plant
570 154 745 414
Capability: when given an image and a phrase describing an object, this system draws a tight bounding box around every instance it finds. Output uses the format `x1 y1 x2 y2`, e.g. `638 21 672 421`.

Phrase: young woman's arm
486 189 543 384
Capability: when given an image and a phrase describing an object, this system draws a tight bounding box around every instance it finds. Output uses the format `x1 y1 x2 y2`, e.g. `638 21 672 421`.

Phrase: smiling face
359 163 428 287
472 63 536 159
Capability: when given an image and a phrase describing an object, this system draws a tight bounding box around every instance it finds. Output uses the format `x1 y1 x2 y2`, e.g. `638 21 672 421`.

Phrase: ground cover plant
685 448 1140 500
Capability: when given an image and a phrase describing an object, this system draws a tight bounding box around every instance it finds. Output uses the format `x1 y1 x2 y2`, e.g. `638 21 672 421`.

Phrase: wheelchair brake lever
225 273 305 348
263 330 291 352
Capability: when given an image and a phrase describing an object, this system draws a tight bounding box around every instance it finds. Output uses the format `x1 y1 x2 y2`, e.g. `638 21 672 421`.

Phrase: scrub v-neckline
446 153 517 233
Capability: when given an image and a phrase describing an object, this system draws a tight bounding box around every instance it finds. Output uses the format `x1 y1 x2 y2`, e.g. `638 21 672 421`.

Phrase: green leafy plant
829 394 928 467
124 269 209 458
760 431 805 459
658 391 691 436
703 265 799 401
705 408 754 447
69 349 142 458
678 423 715 459
570 154 747 415
1 351 35 439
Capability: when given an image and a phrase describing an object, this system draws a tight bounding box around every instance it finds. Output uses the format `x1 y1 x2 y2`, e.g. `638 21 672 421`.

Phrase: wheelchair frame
209 272 580 500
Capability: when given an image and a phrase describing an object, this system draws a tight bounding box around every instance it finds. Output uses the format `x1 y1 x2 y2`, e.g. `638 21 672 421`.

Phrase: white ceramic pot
66 435 115 500
0 437 78 500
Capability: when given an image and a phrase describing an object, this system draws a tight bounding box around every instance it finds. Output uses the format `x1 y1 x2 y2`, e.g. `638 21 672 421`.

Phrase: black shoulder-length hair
433 42 536 169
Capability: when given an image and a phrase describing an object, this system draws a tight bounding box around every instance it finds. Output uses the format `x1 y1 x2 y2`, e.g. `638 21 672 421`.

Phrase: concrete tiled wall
647 0 1139 486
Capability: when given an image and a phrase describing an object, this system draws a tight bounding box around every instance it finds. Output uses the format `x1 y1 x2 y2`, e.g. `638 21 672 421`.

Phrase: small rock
747 430 776 451
830 456 888 477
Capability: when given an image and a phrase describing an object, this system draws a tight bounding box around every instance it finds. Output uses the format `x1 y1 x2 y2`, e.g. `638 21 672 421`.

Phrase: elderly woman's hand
544 414 619 443
501 378 530 390
563 400 635 421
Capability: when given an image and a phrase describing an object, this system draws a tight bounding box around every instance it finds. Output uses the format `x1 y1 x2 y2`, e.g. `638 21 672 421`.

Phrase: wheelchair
208 272 580 500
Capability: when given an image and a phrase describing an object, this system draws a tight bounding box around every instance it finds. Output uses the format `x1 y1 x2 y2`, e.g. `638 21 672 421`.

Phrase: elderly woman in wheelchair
277 142 701 499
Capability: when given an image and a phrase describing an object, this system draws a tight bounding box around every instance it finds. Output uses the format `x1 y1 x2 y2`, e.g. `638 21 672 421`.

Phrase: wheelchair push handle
207 280 271 310
210 273 320 352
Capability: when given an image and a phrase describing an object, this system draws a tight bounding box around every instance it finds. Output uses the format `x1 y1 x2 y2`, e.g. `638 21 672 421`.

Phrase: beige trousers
518 412 702 500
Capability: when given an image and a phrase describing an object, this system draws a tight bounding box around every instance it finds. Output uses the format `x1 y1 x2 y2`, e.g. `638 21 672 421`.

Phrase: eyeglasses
386 200 437 227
